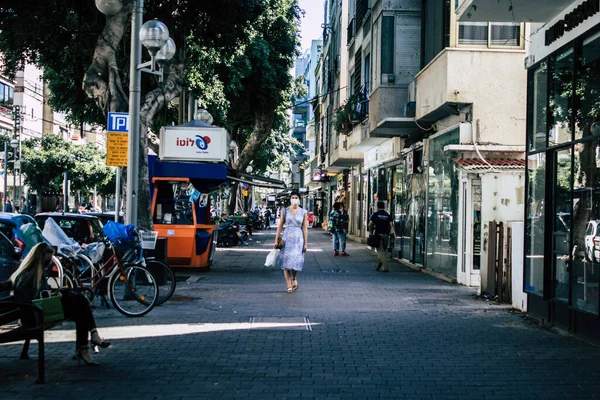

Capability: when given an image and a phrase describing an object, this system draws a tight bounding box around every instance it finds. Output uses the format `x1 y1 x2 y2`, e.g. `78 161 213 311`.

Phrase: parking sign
107 112 129 133
106 112 129 167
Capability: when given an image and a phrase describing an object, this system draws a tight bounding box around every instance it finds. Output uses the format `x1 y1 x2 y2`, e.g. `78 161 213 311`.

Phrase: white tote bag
265 249 279 267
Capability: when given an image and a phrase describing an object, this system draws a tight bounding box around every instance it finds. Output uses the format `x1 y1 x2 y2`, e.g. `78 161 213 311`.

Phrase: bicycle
57 231 176 307
69 237 159 317
136 230 176 306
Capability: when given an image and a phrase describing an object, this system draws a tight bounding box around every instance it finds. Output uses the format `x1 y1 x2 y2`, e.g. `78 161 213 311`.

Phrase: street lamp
96 0 176 225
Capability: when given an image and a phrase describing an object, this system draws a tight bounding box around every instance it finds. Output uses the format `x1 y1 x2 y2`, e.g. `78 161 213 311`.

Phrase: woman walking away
10 243 111 366
274 191 308 293
330 202 350 256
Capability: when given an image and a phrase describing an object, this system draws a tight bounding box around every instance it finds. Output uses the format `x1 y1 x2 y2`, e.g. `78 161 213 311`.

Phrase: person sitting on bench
10 243 111 366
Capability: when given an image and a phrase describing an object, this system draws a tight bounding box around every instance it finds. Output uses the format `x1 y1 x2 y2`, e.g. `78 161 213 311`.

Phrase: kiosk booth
150 120 285 269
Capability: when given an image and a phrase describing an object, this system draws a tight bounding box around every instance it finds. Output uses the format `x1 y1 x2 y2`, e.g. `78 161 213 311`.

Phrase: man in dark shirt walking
369 201 395 272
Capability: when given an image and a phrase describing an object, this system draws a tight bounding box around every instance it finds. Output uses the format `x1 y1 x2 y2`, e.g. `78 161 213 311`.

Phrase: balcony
415 48 527 145
455 0 571 22
344 84 421 153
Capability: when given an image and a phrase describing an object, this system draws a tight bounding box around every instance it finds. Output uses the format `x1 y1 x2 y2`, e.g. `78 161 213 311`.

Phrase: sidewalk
1 229 600 399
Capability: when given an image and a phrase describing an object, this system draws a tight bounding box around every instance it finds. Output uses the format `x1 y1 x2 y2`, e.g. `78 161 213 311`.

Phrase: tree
19 134 114 211
0 1 278 228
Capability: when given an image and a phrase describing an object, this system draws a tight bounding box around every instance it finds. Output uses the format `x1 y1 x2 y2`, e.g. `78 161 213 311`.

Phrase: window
381 16 394 74
549 47 574 146
525 153 546 296
576 31 600 140
0 83 13 109
153 182 195 225
458 22 521 48
529 62 548 151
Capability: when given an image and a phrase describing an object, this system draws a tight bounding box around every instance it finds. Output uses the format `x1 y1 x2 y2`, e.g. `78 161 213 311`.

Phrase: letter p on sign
107 112 129 133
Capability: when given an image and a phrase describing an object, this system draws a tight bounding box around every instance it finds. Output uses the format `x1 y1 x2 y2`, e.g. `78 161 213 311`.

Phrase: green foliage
189 0 302 168
20 134 112 196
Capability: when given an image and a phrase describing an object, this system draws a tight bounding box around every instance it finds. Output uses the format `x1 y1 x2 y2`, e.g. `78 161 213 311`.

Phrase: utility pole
12 105 21 207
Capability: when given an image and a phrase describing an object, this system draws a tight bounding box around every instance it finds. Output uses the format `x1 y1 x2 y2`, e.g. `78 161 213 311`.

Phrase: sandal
287 286 293 293
292 279 299 291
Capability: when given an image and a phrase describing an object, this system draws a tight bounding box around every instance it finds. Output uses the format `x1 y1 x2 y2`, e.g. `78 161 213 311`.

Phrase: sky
298 0 325 53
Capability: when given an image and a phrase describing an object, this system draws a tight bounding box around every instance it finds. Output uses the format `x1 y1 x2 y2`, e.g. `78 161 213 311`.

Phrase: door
458 177 469 285
457 175 482 287
552 149 571 305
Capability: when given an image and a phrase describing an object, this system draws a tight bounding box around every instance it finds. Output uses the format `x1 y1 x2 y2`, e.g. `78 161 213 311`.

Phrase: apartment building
304 0 530 296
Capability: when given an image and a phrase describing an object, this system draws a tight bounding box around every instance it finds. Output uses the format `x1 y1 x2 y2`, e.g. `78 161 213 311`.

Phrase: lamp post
96 0 175 225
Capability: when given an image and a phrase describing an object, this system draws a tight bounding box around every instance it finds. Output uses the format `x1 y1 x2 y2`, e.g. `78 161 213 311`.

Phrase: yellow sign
106 131 128 167
242 190 249 197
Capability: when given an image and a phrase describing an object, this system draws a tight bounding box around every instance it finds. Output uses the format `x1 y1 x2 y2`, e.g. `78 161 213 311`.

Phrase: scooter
216 220 239 247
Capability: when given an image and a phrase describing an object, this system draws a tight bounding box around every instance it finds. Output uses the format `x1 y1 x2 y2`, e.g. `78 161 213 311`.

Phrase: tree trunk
235 109 276 172
228 109 276 215
136 64 186 229
82 6 130 113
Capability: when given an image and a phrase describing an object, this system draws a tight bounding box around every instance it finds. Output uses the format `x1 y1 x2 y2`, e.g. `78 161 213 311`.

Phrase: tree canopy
0 0 302 225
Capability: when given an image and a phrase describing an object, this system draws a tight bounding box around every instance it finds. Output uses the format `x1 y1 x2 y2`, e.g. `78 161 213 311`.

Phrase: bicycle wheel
46 269 75 290
108 265 158 317
145 260 176 305
73 254 97 288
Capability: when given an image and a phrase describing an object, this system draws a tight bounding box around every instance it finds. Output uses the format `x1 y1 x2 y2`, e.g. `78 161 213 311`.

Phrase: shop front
526 4 600 339
426 128 461 279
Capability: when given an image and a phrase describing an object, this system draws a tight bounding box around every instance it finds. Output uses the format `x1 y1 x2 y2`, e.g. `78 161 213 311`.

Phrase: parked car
0 230 23 290
0 212 38 252
34 212 104 245
80 211 124 225
585 220 600 262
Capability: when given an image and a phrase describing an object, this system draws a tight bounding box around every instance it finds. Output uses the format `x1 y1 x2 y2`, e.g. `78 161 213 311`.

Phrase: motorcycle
216 220 239 247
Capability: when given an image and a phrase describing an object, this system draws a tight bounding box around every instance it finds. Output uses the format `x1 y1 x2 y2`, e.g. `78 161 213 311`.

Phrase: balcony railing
347 18 355 45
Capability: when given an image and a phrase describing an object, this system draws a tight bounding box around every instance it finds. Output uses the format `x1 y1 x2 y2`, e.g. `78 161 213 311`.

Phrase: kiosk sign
106 112 129 167
159 126 227 162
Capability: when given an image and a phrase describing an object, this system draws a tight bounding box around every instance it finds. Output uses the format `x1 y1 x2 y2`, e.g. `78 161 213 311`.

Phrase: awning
227 172 286 190
455 158 525 172
149 154 229 192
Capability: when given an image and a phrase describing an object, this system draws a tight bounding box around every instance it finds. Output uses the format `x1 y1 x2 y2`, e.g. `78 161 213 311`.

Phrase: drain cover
249 317 313 331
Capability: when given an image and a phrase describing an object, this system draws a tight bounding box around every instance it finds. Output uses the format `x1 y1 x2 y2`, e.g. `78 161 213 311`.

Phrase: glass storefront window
570 139 600 315
576 31 600 140
393 164 406 257
153 182 196 225
529 62 548 151
525 153 546 296
553 149 572 302
549 47 574 146
426 129 460 278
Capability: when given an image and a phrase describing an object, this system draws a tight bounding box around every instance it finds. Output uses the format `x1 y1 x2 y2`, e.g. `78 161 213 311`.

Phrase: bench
0 281 64 384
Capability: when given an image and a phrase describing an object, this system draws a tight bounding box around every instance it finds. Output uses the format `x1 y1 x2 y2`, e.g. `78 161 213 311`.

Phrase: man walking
369 201 395 272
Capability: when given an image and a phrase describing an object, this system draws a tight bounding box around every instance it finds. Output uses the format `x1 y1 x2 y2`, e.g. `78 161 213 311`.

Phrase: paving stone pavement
1 228 600 399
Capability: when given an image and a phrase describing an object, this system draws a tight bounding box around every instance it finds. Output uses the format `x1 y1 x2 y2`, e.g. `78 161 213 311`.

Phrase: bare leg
283 270 293 292
291 270 298 290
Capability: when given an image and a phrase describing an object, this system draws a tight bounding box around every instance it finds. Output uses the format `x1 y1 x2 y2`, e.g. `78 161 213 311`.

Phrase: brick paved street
1 228 600 399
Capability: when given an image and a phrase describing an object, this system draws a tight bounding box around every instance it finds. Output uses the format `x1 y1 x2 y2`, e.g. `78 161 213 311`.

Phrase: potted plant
334 102 352 134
